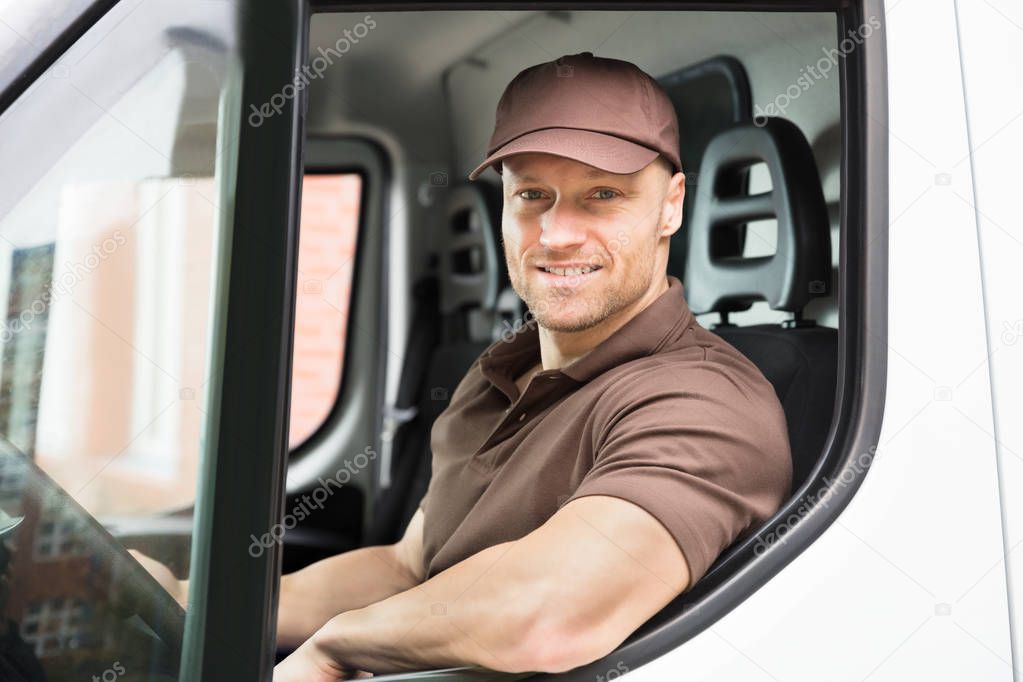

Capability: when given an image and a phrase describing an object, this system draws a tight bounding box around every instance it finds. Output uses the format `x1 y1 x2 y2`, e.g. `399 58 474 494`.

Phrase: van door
0 1 306 679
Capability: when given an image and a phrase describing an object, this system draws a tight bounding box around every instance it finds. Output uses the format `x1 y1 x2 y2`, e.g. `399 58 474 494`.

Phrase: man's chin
530 307 606 334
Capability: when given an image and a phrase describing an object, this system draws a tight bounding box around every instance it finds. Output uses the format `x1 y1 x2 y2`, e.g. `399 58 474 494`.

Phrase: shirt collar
480 275 695 394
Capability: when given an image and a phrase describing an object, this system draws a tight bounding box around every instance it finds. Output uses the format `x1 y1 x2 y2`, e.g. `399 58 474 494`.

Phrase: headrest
683 117 831 316
436 182 517 343
437 181 505 316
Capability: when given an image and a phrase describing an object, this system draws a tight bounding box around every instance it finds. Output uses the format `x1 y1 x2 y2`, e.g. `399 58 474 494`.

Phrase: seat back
683 117 837 493
713 324 837 492
369 181 513 543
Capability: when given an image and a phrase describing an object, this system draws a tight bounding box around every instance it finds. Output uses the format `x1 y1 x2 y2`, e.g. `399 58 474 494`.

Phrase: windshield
0 439 183 678
0 0 242 678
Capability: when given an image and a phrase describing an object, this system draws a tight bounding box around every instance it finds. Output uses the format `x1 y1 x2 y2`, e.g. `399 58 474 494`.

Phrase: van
0 0 1019 680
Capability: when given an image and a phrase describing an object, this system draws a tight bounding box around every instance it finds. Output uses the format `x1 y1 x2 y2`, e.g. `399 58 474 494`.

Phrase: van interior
281 8 842 676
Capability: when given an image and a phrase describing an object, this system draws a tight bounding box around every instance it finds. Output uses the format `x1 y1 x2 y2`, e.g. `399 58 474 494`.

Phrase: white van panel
956 0 1023 673
624 2 1012 679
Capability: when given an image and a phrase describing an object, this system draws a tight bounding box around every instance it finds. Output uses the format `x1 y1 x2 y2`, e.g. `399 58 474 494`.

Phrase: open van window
272 4 884 679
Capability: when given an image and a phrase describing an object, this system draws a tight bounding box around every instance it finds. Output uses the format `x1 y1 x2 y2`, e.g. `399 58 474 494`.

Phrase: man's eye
519 189 546 200
593 188 620 200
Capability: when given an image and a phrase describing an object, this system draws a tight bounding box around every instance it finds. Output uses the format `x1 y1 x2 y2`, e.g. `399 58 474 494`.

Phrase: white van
0 0 1019 680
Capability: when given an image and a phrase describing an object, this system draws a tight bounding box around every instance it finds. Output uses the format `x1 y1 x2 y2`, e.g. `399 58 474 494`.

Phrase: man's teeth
543 266 599 276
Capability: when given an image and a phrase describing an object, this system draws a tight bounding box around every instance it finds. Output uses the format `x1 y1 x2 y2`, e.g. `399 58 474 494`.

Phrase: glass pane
0 1 240 679
289 173 361 449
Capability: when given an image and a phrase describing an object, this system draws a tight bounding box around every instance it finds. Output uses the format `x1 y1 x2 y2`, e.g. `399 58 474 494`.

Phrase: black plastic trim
0 0 119 115
181 2 309 680
312 0 842 9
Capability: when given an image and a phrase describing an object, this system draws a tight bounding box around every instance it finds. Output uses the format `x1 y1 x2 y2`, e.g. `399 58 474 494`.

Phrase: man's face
501 152 685 333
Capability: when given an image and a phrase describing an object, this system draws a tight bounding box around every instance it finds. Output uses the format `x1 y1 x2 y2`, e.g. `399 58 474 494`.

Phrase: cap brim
467 128 660 181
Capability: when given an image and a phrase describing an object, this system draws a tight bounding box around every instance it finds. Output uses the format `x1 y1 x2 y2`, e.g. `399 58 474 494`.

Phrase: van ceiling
307 10 838 181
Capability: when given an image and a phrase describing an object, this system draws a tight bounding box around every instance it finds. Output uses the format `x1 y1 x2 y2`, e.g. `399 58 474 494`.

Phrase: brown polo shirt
418 275 792 586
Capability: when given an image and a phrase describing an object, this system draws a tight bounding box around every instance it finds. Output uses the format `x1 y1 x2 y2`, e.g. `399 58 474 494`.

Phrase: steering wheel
2 443 186 659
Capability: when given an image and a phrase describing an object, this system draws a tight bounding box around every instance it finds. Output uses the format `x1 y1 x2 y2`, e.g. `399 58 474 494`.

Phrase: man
140 52 792 680
271 50 791 679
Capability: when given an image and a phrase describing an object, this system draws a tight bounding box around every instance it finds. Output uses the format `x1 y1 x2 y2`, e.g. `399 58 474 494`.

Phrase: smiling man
274 52 792 680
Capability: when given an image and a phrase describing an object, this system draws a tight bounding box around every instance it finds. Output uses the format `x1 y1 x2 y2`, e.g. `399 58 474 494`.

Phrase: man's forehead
503 155 638 183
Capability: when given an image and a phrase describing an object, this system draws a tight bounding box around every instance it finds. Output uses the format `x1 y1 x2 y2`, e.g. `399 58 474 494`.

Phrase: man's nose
539 200 588 251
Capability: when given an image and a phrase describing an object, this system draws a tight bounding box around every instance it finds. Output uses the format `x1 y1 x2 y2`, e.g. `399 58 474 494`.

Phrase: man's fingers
128 549 186 604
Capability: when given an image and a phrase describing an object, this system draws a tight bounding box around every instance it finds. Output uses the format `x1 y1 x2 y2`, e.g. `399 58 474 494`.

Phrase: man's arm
277 508 427 649
274 495 690 679
132 508 427 651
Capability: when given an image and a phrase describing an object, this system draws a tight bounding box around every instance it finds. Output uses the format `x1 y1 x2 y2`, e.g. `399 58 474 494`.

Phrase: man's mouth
536 264 603 277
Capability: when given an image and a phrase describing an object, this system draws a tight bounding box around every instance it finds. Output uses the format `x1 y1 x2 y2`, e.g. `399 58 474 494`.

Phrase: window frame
180 2 309 680
284 136 392 542
0 0 119 113
304 1 888 680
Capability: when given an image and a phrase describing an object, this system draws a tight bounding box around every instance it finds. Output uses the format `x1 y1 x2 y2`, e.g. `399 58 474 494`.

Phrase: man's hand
273 640 374 681
273 638 351 682
128 549 188 609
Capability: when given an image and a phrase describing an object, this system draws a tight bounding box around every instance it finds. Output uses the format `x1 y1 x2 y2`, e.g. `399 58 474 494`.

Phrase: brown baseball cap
468 52 682 181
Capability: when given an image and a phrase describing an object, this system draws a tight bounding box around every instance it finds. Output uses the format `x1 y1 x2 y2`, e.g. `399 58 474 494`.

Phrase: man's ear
659 171 686 238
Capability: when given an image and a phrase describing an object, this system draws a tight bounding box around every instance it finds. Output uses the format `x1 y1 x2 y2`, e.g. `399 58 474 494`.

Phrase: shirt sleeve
564 370 792 587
